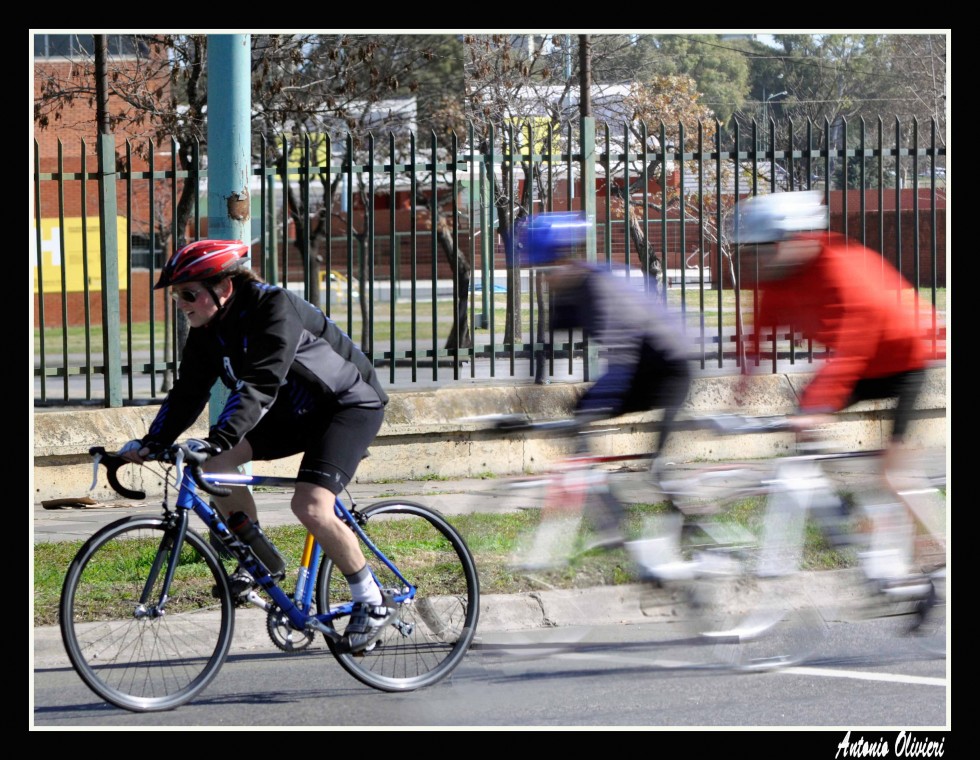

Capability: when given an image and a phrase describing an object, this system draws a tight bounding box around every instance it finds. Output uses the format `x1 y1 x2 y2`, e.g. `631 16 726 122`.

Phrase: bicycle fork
135 509 193 618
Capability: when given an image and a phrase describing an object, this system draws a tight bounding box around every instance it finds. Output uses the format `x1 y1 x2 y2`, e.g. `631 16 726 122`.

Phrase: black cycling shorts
845 368 925 443
246 401 384 495
621 351 693 416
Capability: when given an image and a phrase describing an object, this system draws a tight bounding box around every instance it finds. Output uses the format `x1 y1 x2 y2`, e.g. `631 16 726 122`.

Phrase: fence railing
33 117 947 407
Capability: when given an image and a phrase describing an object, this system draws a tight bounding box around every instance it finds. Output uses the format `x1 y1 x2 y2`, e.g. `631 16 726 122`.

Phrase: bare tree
597 77 719 287
36 34 461 355
733 34 947 186
443 36 740 366
885 34 947 149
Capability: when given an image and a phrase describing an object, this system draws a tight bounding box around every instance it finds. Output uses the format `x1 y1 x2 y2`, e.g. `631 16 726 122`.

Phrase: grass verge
33 495 859 628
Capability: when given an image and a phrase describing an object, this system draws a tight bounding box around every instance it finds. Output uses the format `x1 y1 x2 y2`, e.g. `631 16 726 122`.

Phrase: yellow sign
33 217 129 294
286 133 332 170
505 116 556 158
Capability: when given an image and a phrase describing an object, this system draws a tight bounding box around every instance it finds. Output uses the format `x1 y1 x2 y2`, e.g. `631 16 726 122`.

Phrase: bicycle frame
159 465 421 643
68 444 481 709
668 435 943 597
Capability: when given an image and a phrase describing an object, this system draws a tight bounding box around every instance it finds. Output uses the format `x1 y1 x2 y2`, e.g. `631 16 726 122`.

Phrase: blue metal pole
206 33 251 435
207 33 251 252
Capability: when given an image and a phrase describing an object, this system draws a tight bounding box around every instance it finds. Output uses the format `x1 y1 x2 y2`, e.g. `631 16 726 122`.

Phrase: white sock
344 565 383 606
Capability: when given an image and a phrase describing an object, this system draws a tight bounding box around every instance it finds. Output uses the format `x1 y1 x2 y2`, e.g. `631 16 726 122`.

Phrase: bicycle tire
661 457 830 672
315 500 480 692
909 568 946 658
59 516 235 712
684 554 828 672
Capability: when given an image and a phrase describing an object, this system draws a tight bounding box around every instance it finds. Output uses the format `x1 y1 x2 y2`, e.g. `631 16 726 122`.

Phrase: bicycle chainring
266 608 316 653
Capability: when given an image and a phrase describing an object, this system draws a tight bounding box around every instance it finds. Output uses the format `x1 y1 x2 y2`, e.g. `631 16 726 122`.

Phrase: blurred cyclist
731 190 945 579
117 239 392 653
519 211 693 549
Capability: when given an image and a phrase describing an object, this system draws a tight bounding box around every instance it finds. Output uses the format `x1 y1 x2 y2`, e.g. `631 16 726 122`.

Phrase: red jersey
754 232 933 413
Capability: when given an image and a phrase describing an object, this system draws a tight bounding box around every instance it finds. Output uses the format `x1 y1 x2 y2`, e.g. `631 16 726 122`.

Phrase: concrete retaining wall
32 368 947 506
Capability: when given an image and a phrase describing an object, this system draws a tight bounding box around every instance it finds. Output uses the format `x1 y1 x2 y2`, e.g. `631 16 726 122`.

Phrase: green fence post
478 160 490 330
580 115 598 381
97 133 122 408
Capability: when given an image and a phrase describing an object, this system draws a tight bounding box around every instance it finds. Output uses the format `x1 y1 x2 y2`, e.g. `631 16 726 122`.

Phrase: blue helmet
518 212 591 266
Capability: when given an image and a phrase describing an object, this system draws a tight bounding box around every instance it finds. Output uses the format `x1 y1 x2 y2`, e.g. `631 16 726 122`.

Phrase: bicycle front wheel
685 558 828 672
316 500 480 692
59 516 235 712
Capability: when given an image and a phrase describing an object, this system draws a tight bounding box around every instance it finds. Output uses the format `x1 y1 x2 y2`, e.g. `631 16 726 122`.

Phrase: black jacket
144 279 387 452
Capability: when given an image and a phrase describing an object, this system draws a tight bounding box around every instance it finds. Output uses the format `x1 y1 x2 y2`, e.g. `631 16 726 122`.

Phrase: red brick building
34 34 177 327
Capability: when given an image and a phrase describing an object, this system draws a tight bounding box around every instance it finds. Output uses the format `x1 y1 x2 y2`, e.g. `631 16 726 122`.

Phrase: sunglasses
171 286 207 304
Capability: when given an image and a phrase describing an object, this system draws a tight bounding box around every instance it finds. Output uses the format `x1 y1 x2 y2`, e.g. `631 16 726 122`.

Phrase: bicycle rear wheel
316 500 480 692
909 568 946 657
59 516 235 712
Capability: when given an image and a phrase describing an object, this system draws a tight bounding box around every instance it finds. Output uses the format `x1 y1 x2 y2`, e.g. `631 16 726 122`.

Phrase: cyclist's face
738 242 783 285
172 278 229 327
757 239 821 282
542 257 586 289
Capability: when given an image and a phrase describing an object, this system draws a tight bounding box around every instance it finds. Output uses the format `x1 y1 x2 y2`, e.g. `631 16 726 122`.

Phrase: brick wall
33 271 168 329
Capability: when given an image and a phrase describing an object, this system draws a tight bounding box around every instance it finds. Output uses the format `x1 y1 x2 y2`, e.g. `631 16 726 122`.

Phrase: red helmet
155 240 249 289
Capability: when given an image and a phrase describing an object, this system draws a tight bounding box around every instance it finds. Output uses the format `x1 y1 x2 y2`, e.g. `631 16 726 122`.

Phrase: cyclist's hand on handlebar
118 439 151 464
179 438 220 464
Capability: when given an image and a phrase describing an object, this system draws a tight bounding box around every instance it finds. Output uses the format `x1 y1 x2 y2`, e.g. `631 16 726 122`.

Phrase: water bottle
227 511 286 577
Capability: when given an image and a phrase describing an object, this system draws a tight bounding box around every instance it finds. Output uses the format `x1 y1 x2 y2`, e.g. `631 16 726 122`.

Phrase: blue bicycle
59 443 480 712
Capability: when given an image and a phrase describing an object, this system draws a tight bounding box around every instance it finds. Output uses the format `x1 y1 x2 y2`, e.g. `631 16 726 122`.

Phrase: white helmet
730 190 828 244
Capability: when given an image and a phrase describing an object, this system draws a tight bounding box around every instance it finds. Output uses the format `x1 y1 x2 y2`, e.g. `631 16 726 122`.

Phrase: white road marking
532 650 946 687
779 666 945 687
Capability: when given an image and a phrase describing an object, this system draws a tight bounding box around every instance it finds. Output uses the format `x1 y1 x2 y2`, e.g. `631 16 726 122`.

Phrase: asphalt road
32 614 948 729
31 439 948 731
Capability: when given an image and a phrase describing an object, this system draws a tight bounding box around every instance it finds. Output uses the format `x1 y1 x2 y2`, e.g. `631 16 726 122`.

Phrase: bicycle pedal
351 641 379 656
880 580 933 601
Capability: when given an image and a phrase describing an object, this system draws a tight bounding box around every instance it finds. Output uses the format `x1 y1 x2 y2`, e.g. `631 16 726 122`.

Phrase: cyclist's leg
201 441 266 597
648 362 693 460
882 370 946 562
291 483 358 569
289 403 383 576
290 403 389 651
625 359 694 577
243 398 379 580
204 440 257 520
849 370 944 575
631 356 692 489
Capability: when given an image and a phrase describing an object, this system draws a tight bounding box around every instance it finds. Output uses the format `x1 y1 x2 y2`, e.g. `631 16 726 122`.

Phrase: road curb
34 571 866 670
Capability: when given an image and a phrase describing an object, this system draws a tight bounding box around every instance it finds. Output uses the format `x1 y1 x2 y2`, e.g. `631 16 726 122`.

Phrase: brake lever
90 451 102 491
173 448 186 492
